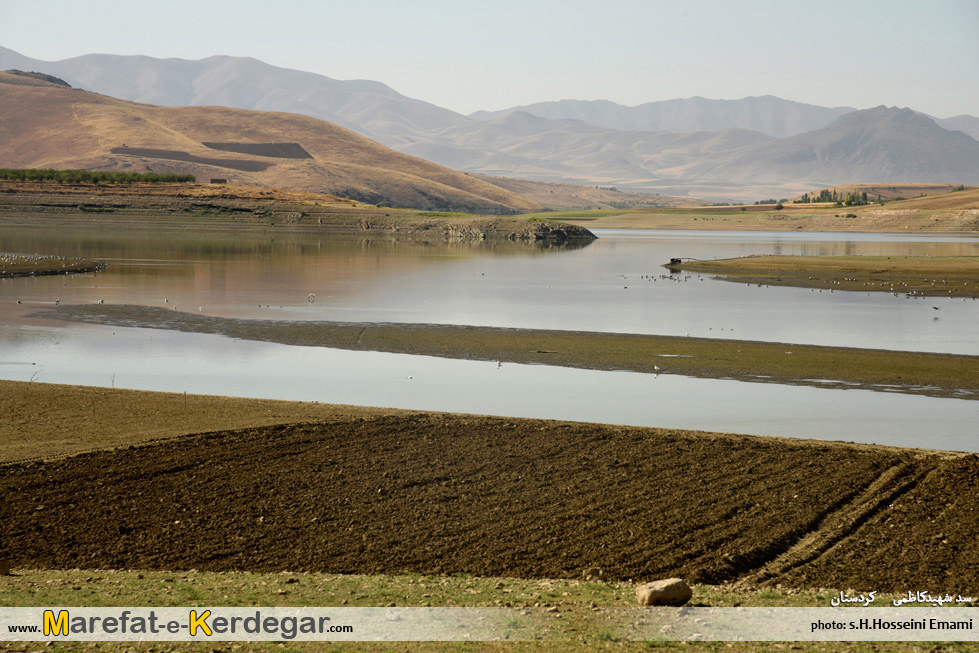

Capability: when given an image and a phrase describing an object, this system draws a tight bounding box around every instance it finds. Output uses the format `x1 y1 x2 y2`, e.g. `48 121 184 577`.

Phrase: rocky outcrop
636 578 693 606
367 216 597 243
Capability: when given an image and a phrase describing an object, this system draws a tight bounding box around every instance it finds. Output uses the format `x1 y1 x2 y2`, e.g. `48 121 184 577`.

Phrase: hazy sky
1 0 977 118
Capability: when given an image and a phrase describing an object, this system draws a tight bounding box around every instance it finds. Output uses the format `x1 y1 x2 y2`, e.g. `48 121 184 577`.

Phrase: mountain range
3 46 979 204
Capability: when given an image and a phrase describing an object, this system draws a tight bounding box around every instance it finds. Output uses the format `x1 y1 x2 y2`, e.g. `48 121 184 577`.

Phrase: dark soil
110 147 274 172
3 413 978 593
202 142 313 159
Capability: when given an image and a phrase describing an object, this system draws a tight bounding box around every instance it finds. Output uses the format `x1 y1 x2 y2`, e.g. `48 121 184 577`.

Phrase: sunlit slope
0 72 543 213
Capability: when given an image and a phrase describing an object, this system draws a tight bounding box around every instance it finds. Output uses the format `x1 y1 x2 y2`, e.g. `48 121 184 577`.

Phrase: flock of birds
0 253 74 269
619 272 701 289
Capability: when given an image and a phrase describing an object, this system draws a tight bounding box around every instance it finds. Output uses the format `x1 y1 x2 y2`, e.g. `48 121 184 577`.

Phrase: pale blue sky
1 0 977 117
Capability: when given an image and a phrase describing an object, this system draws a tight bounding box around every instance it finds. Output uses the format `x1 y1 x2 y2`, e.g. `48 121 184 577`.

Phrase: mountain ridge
470 95 859 138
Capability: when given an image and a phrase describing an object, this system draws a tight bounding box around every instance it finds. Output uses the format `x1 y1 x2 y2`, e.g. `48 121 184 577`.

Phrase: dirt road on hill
3 413 977 593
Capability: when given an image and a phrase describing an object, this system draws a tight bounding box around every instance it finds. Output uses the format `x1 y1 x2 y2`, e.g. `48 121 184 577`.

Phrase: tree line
0 168 195 184
795 189 870 205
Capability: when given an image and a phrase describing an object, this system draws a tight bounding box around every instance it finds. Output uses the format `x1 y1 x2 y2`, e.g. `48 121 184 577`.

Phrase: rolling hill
0 71 542 213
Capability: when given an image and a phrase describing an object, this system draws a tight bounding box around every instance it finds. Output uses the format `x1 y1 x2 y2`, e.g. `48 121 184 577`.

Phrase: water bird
307 293 316 303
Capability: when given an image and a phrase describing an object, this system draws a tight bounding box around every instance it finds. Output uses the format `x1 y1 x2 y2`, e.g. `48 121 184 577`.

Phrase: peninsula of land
666 254 979 298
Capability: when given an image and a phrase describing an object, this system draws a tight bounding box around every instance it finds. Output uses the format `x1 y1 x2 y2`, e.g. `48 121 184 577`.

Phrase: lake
2 226 978 451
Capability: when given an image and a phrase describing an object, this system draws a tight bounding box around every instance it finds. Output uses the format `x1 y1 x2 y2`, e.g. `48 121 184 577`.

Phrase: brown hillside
0 72 543 213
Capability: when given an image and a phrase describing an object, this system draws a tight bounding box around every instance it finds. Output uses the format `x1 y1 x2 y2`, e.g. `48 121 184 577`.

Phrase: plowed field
4 413 978 593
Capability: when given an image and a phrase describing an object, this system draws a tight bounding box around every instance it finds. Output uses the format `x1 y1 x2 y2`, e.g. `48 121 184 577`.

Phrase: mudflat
36 303 979 400
2 380 977 593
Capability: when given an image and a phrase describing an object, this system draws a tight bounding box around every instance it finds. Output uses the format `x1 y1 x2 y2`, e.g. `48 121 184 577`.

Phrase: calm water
4 226 978 352
2 226 978 451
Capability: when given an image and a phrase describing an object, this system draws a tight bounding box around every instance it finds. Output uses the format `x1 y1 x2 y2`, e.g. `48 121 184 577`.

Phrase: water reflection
3 227 979 353
3 226 978 452
2 323 977 453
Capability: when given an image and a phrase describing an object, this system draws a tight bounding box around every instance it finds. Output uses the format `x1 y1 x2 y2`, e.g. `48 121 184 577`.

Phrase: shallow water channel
2 226 978 451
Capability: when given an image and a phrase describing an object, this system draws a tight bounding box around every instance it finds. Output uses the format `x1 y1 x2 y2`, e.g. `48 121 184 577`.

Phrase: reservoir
2 226 978 451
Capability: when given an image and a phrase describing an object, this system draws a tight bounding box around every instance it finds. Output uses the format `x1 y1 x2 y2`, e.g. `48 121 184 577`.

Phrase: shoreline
0 181 596 243
34 303 979 401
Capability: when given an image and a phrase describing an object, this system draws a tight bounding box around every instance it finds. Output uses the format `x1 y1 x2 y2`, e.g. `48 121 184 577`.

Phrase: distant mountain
4 46 979 204
684 106 979 186
0 46 469 149
470 96 856 138
0 72 542 213
937 114 979 142
401 110 775 185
